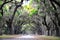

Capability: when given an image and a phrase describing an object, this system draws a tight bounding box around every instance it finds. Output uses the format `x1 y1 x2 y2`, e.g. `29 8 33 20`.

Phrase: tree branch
10 0 24 25
50 0 60 7
0 0 13 16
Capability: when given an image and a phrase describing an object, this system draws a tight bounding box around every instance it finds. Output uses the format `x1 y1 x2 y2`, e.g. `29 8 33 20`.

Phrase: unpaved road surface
0 35 51 40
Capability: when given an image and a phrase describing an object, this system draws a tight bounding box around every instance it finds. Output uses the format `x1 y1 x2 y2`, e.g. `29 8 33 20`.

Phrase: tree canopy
0 0 60 36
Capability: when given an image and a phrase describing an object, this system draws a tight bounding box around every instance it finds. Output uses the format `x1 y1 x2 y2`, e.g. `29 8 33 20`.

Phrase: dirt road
0 35 53 40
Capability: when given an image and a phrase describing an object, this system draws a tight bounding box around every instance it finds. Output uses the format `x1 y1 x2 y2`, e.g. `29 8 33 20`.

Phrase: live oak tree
0 0 60 36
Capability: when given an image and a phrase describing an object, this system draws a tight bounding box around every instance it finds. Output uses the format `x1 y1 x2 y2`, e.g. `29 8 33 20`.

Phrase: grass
35 35 60 40
0 35 15 38
0 35 22 38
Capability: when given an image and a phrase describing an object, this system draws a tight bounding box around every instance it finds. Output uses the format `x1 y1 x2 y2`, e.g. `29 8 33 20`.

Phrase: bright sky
16 0 30 6
22 0 30 6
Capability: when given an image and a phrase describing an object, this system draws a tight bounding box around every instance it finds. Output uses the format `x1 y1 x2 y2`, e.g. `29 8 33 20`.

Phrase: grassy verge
36 35 60 40
0 35 22 38
0 35 15 38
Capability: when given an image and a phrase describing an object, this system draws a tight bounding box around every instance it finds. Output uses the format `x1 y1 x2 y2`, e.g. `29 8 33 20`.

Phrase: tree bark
0 18 3 35
6 0 24 34
55 27 59 36
47 29 50 36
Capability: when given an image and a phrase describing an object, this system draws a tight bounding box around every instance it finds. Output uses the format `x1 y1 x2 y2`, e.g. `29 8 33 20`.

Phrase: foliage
0 13 2 21
23 0 38 16
29 9 38 16
0 0 60 36
0 0 3 5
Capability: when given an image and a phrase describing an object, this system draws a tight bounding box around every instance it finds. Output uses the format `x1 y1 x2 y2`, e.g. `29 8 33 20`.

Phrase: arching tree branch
0 0 13 16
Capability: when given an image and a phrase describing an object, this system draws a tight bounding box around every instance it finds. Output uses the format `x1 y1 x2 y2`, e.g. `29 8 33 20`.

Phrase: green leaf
34 0 41 3
17 11 20 15
0 13 2 17
0 1 3 5
17 10 22 15
0 13 2 21
3 5 9 12
29 9 38 16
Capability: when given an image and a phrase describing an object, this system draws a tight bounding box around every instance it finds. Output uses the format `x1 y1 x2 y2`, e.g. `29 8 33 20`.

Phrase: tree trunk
0 17 3 35
0 28 2 35
0 24 2 35
55 27 59 36
48 29 50 36
6 20 14 34
10 24 14 34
